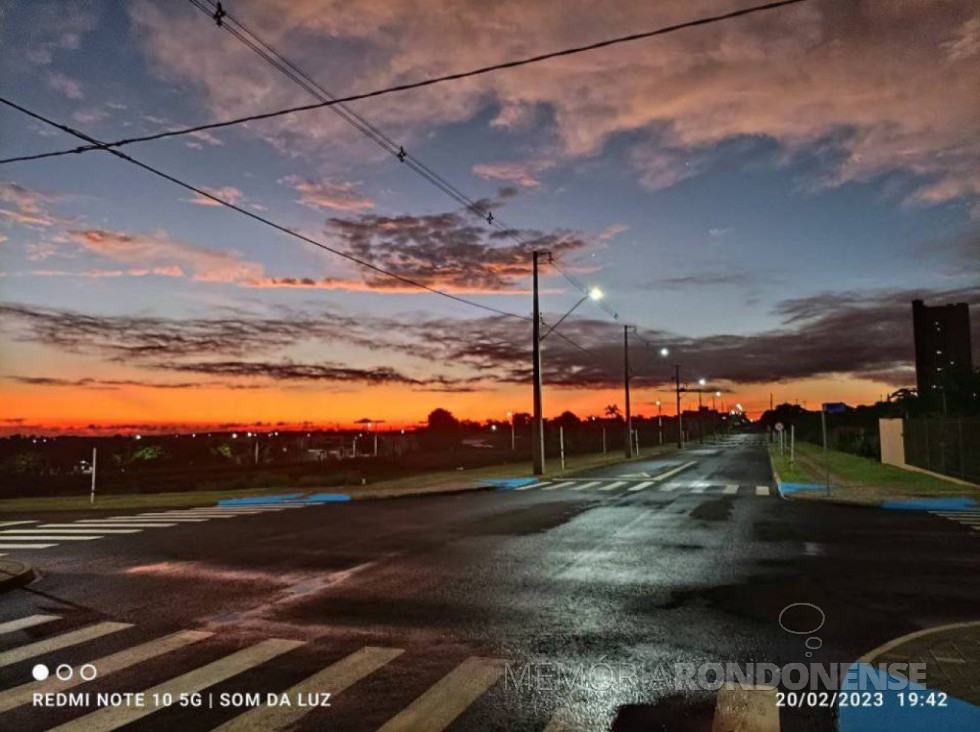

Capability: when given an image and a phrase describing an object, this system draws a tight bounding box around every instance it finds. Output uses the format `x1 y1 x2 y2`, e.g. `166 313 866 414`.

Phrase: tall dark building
912 299 973 397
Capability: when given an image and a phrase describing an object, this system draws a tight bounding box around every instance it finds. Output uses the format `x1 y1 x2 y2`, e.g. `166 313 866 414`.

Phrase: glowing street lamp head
715 391 722 398
659 347 669 357
698 378 707 386
588 286 604 301
655 400 661 406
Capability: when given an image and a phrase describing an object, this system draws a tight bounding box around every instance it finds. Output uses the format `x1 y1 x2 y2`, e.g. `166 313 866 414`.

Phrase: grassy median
770 441 980 505
0 445 677 513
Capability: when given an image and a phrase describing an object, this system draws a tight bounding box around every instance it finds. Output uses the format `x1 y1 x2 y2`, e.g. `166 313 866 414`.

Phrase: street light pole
675 365 683 448
532 251 545 475
507 412 515 451
656 400 663 445
623 325 633 458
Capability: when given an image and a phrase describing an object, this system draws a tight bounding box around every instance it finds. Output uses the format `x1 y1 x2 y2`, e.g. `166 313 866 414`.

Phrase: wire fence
903 417 980 484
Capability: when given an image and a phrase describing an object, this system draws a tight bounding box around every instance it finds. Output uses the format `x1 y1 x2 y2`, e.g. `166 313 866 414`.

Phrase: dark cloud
4 285 978 393
0 302 372 361
155 360 481 389
647 272 761 289
5 376 262 390
324 193 589 292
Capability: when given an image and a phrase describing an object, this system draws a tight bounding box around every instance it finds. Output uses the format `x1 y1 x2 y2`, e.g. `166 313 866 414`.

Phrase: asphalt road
1 434 978 731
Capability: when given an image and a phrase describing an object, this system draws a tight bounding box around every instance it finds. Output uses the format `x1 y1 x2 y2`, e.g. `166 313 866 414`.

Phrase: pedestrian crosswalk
0 504 310 555
0 612 786 730
928 510 980 534
0 613 506 731
506 479 775 497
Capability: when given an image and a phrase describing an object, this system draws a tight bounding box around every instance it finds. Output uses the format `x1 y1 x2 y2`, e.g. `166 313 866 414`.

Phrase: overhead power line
0 0 805 167
0 97 529 322
0 96 603 359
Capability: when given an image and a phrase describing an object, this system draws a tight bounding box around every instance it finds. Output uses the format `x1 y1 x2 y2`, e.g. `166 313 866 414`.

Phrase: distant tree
511 412 532 429
427 408 460 433
553 411 582 429
604 404 622 420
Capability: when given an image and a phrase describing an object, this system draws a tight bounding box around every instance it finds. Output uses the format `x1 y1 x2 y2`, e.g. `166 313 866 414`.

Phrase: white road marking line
627 481 655 492
0 543 57 550
101 517 209 522
659 483 681 492
516 482 550 491
0 621 132 668
214 646 404 731
376 656 507 732
0 534 102 541
756 486 770 496
599 481 627 492
8 528 141 534
570 481 602 491
49 638 304 732
711 683 780 732
63 523 177 528
541 482 563 491
0 520 38 527
38 524 143 530
0 614 60 636
652 461 698 482
931 511 980 517
723 485 739 495
0 630 211 713
691 484 710 493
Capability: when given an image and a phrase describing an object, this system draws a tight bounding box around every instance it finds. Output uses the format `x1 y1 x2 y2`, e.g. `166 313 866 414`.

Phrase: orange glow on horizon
0 375 896 435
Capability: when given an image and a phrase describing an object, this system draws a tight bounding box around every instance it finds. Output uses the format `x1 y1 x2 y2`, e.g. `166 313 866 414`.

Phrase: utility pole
532 251 545 475
89 447 97 505
623 325 633 458
675 365 683 448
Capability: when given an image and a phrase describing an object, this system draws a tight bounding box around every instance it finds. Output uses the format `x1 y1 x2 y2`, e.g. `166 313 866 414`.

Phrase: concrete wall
879 418 905 467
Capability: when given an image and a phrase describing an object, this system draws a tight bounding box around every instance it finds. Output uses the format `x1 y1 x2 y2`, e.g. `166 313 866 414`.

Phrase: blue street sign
823 402 848 414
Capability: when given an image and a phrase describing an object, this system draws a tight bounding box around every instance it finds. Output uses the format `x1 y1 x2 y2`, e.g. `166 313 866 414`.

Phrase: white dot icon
32 664 50 681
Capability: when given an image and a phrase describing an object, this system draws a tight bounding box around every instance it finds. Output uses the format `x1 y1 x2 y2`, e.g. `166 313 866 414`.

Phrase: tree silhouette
604 404 621 419
427 408 459 433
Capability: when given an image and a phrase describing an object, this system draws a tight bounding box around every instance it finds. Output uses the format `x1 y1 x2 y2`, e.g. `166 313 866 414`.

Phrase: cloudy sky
1 0 978 434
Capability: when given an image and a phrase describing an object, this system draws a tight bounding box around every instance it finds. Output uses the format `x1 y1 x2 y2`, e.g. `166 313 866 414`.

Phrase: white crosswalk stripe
0 621 132 668
0 614 59 636
627 481 654 492
0 630 211 713
60 522 177 528
599 481 627 492
516 481 550 491
0 520 38 527
0 543 57 550
376 656 507 732
928 511 980 534
214 646 404 731
48 638 304 732
0 534 102 541
501 479 777 497
2 528 141 534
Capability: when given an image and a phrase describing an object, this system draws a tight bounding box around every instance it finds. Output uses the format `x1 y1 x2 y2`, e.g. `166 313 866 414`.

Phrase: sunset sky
1 0 978 434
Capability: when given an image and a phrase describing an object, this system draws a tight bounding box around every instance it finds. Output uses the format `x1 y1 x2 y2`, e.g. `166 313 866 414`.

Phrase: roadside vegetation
770 440 980 505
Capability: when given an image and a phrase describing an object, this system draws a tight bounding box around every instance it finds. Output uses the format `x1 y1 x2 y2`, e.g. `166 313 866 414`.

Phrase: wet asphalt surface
1 434 978 730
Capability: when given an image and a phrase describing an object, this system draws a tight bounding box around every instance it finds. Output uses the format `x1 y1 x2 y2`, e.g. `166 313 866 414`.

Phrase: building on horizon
911 298 973 398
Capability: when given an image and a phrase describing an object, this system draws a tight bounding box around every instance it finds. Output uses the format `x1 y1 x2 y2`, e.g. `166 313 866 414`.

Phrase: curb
0 558 36 594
